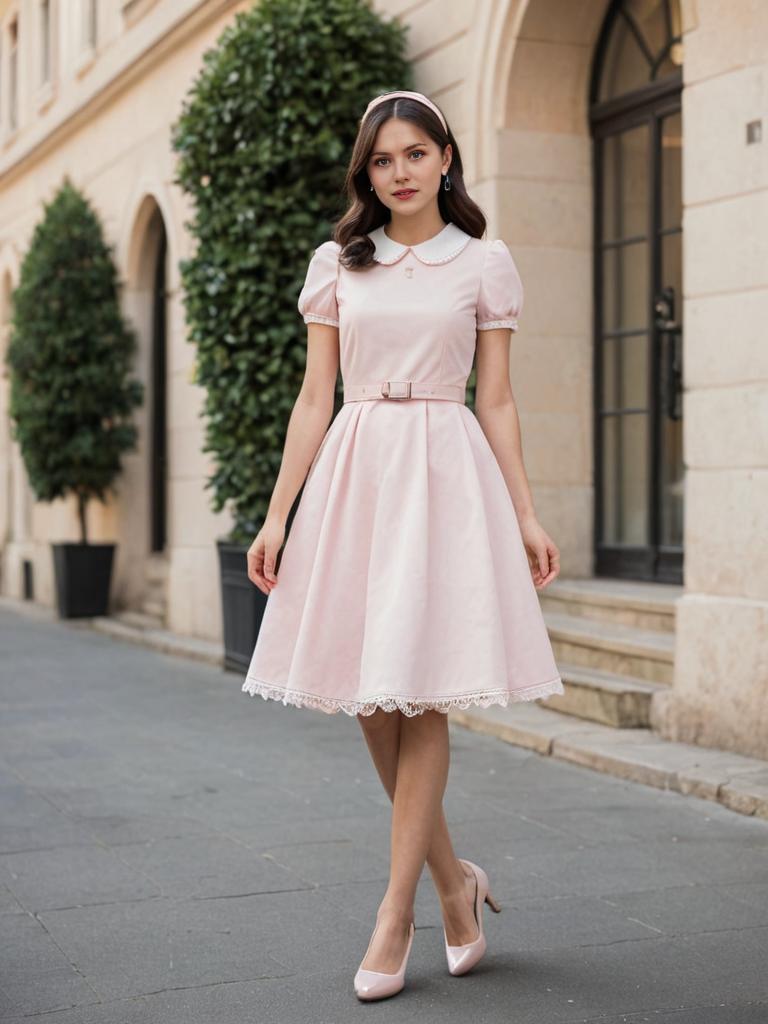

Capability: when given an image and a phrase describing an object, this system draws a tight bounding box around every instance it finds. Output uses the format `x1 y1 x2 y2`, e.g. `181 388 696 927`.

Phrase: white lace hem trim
302 313 340 327
477 318 519 331
241 675 564 717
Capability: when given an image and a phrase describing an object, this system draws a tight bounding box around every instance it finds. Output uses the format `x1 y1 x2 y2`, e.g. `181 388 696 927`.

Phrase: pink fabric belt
343 380 466 403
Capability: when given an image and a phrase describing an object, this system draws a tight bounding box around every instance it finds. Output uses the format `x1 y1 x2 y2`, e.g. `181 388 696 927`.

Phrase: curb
3 596 767 822
448 702 768 822
0 595 223 667
89 616 222 667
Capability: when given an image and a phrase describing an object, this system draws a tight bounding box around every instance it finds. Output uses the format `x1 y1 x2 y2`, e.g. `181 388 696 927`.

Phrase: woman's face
367 118 451 218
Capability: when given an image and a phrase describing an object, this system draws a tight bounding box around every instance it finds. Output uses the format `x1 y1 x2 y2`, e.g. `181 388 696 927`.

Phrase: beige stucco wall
650 0 768 758
0 0 247 641
0 0 766 756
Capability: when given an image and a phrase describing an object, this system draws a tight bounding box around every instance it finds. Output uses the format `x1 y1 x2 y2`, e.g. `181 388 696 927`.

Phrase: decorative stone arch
117 179 182 299
108 180 178 614
467 0 692 578
468 0 615 574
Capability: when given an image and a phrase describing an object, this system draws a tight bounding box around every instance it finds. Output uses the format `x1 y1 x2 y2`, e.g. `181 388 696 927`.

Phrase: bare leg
356 708 479 973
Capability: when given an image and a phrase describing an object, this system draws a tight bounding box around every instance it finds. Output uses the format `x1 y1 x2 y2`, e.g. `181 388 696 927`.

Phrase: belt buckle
381 380 411 400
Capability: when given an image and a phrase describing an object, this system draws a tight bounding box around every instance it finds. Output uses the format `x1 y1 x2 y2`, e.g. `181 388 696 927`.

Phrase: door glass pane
602 124 649 242
622 334 650 408
661 111 682 230
598 14 650 100
601 412 649 546
621 413 649 545
601 334 650 410
598 1 684 101
602 240 649 333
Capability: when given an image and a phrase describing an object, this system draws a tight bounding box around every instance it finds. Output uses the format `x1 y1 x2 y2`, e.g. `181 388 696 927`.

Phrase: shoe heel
444 859 498 977
485 891 501 914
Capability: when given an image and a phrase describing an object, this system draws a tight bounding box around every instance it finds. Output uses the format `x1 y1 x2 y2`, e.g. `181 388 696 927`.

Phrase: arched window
596 0 684 102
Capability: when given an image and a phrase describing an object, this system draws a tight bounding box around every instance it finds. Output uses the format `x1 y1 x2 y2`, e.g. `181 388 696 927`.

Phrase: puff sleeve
297 240 340 327
476 238 524 332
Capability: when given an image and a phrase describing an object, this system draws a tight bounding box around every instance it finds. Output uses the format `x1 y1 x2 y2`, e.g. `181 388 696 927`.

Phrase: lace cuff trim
241 675 564 717
303 313 340 327
477 318 519 331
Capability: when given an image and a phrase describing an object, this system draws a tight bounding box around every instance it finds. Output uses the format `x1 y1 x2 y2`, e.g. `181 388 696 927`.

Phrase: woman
243 89 563 1001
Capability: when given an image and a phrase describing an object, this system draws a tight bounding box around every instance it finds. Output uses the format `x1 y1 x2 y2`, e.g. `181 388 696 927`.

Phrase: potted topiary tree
5 176 144 618
170 0 411 670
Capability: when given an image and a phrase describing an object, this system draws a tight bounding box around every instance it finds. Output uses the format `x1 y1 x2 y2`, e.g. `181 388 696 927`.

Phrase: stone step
142 559 167 624
539 577 682 633
540 661 665 728
115 610 165 632
544 610 675 685
447 701 768 821
140 599 166 623
91 613 221 667
145 557 169 586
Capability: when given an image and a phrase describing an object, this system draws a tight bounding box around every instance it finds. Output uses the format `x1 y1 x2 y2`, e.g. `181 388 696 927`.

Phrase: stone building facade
0 0 765 757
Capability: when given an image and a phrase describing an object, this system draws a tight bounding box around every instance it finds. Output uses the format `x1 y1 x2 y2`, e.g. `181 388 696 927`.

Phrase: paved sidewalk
1 606 767 1023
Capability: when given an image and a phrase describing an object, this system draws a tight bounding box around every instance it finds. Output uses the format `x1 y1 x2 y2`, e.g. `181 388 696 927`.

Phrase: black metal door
150 227 168 554
590 2 684 583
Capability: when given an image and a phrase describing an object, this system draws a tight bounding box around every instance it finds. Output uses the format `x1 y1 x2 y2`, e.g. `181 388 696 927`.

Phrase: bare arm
474 328 560 589
247 321 339 593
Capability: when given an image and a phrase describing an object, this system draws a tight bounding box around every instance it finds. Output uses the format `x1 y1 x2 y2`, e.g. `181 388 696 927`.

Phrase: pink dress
241 221 564 716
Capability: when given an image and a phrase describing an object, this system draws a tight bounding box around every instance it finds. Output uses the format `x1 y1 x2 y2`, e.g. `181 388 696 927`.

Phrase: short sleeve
476 238 524 332
297 240 340 327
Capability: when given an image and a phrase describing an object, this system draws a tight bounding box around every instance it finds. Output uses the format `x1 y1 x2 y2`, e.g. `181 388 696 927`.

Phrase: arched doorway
590 0 684 583
116 195 171 621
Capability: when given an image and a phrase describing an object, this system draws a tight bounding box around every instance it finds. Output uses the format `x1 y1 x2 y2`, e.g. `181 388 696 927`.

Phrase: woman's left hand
518 515 560 589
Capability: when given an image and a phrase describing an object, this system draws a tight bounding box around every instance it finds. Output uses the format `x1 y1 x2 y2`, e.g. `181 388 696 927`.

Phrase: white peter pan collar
367 221 472 265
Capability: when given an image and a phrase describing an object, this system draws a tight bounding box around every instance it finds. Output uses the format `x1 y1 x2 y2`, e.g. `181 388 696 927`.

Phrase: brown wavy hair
333 94 487 270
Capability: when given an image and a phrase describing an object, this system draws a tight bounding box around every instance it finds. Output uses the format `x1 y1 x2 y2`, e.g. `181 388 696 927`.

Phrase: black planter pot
51 542 116 618
217 539 268 673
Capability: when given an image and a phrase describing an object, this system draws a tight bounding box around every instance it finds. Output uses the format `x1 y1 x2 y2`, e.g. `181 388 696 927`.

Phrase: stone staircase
141 553 168 623
538 577 682 728
114 554 168 633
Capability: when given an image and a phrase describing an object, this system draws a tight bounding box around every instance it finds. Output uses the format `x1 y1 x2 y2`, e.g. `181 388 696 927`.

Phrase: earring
369 184 374 191
443 173 451 192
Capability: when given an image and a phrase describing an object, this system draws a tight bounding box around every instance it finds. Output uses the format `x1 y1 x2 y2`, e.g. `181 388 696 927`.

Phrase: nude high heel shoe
354 919 415 1001
444 859 501 976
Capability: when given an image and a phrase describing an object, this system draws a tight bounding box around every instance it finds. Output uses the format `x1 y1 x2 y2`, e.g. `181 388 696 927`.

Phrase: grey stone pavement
1 605 768 1024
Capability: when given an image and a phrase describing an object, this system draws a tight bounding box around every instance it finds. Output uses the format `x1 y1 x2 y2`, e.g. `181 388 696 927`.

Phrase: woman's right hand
246 517 286 595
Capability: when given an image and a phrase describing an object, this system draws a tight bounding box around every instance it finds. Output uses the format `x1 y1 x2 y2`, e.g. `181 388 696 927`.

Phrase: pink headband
362 90 448 134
